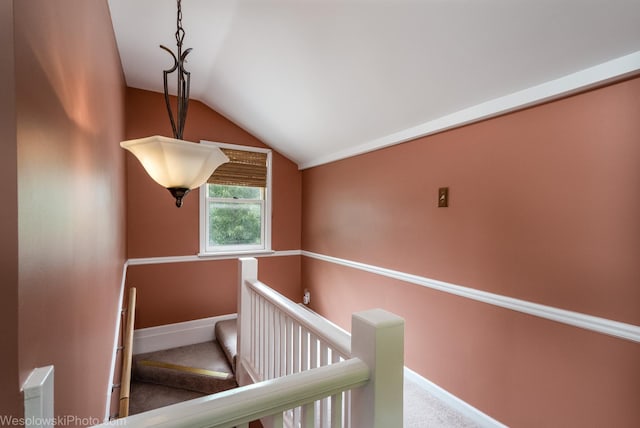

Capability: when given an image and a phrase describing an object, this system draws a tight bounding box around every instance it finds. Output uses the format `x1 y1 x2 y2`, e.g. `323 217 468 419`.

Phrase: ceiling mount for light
120 0 228 208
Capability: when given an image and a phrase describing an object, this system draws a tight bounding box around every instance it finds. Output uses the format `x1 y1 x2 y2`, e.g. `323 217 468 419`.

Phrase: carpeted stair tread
214 318 238 373
128 381 206 415
133 341 237 394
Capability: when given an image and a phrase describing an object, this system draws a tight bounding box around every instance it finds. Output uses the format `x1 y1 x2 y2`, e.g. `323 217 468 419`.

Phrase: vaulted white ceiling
108 0 640 169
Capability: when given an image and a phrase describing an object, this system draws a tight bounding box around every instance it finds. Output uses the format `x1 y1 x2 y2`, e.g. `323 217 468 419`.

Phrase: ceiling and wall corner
108 0 640 168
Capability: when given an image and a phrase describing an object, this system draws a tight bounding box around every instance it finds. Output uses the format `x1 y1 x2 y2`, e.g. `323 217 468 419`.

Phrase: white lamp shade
120 136 229 189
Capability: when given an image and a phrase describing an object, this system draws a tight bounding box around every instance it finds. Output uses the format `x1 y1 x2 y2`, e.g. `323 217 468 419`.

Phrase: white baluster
330 349 343 428
267 302 274 380
301 327 309 372
320 342 329 427
293 322 302 426
293 322 300 374
308 334 320 426
273 412 284 428
302 402 315 428
344 391 351 428
285 316 293 375
279 312 286 377
274 307 281 378
259 297 265 379
310 333 318 369
250 291 256 369
330 392 343 428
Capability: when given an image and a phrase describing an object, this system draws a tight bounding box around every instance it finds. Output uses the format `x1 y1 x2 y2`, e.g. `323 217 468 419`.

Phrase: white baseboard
404 367 508 428
133 314 237 355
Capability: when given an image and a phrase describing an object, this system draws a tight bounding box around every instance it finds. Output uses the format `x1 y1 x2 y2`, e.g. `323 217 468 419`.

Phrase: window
199 142 272 255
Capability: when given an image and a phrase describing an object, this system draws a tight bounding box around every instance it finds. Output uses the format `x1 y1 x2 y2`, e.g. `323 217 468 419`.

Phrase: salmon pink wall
125 88 302 328
14 0 126 421
127 256 301 329
301 77 640 427
0 0 22 417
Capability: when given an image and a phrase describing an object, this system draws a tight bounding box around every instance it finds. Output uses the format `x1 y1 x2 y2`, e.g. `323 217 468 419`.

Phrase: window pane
209 202 262 247
209 184 262 200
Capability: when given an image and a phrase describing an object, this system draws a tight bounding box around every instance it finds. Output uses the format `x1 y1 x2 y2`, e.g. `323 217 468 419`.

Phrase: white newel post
350 309 404 428
22 365 55 428
237 257 258 386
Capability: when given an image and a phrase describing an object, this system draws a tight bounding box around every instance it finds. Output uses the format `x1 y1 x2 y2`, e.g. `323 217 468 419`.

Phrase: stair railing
236 257 404 427
93 259 404 428
95 358 369 428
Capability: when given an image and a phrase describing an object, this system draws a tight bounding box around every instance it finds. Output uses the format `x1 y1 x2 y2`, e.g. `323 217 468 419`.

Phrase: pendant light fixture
120 0 229 208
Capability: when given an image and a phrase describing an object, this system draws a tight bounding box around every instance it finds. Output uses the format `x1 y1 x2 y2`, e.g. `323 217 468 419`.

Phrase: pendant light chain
160 0 192 140
175 0 185 49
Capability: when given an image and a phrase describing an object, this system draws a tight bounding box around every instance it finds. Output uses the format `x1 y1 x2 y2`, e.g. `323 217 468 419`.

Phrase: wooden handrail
94 358 369 428
118 287 136 418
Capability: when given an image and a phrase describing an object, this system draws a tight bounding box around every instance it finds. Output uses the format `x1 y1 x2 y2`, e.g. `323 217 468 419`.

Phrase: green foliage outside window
208 185 263 247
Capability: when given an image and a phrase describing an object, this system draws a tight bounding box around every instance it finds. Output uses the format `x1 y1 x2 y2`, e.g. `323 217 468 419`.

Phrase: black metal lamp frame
161 0 192 207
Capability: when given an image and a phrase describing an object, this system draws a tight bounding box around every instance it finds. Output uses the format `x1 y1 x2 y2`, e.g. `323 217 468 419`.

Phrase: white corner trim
299 50 640 169
254 249 302 258
301 251 640 343
127 254 201 265
404 367 507 428
22 365 55 428
127 249 301 266
105 261 128 421
133 314 237 355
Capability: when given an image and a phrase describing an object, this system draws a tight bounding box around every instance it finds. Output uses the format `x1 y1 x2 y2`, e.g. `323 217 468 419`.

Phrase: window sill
197 249 275 260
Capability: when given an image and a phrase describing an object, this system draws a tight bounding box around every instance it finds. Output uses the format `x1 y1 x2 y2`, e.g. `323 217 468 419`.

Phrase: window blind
207 148 268 188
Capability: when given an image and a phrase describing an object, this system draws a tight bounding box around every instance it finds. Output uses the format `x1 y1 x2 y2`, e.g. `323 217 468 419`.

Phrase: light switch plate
438 187 449 207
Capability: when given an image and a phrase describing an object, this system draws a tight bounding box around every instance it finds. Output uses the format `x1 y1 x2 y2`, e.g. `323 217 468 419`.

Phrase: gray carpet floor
131 372 482 427
404 376 480 428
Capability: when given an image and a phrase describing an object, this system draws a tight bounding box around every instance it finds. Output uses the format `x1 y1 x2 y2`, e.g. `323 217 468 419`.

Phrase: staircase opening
103 257 405 428
128 317 239 415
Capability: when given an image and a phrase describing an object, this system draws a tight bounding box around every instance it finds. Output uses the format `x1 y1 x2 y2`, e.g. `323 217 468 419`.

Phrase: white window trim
198 141 272 257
